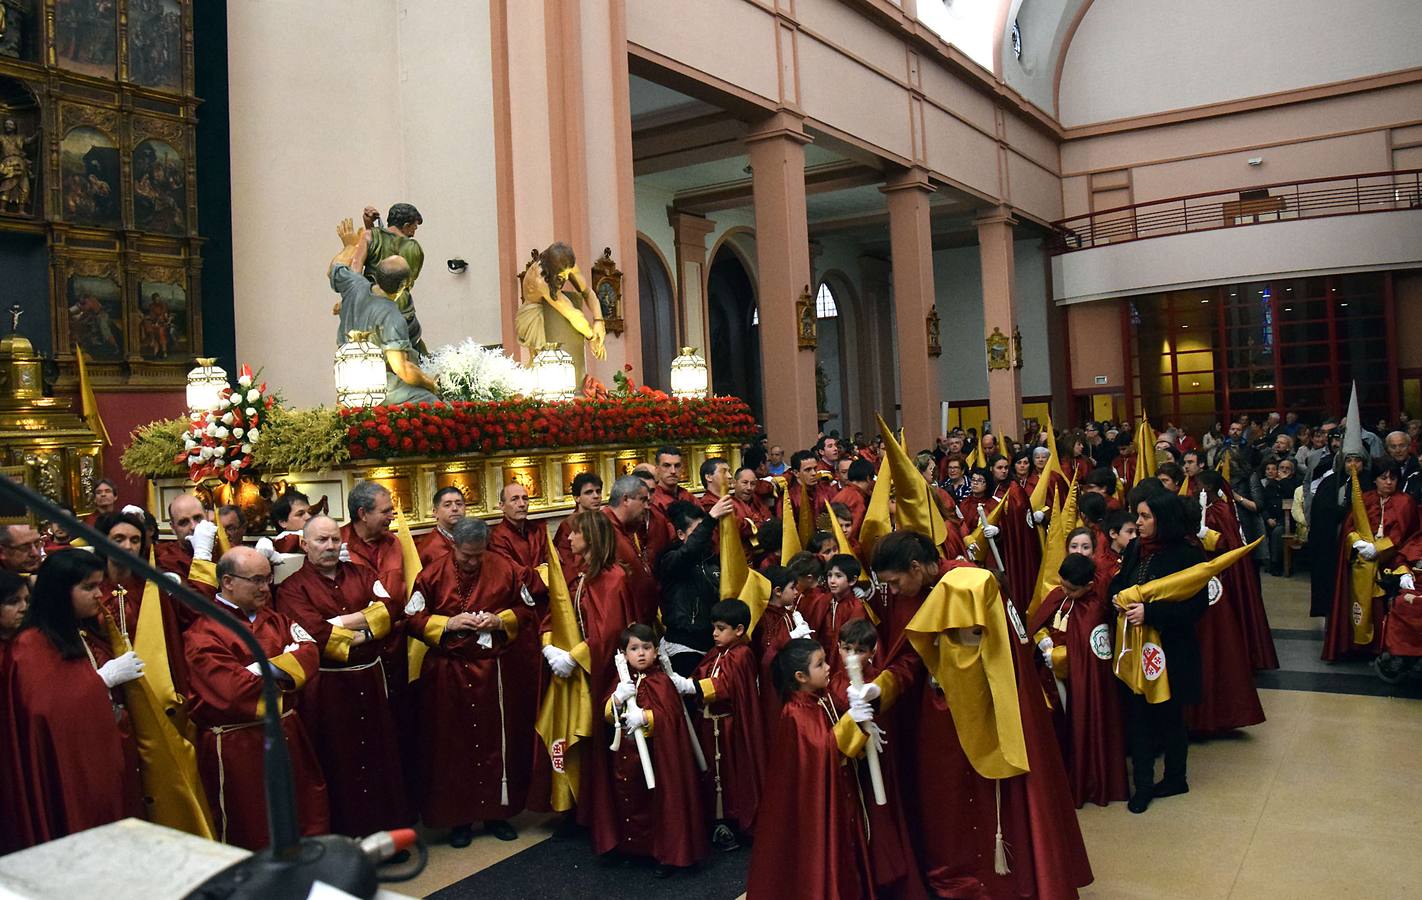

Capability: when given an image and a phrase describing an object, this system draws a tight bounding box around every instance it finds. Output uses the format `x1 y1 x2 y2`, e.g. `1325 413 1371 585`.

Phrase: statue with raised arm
0 117 38 214
515 242 606 385
329 216 438 405
361 202 427 355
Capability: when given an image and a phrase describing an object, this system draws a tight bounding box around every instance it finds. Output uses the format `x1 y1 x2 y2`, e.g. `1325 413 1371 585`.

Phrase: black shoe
552 813 582 840
1152 778 1190 798
1128 790 1152 814
485 819 518 842
653 864 677 879
449 824 475 848
711 823 740 852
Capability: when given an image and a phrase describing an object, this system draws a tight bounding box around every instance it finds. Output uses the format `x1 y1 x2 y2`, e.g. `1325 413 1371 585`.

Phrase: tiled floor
395 571 1422 899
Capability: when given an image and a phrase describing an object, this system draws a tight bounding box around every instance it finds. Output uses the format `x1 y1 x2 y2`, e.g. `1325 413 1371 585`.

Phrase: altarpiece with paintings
0 0 198 391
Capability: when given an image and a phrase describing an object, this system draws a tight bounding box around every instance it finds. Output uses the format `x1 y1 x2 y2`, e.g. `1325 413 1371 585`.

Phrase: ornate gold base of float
148 441 740 535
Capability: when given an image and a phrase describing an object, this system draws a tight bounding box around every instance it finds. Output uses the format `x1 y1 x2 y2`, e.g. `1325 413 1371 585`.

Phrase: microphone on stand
0 477 423 899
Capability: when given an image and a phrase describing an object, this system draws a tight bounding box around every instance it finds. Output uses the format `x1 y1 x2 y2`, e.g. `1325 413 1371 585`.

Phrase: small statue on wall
0 0 29 60
0 116 37 214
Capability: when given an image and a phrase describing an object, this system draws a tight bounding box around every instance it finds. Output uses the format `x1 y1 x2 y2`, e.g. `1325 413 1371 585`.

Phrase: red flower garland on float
340 396 758 460
176 364 275 482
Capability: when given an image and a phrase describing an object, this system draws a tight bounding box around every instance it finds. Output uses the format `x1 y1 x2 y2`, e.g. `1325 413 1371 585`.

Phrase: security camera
1247 157 1263 167
446 258 468 274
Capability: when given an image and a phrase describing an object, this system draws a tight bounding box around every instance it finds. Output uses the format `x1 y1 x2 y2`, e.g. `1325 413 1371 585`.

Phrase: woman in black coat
1110 485 1209 814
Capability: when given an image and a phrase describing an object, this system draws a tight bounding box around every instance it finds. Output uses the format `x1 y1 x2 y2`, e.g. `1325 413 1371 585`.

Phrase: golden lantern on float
670 347 709 399
186 358 229 414
334 331 388 408
530 343 577 402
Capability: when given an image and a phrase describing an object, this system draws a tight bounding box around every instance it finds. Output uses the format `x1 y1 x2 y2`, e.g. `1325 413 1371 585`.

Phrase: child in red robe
828 619 928 899
747 638 874 900
690 599 765 850
1029 554 1129 808
596 624 708 877
822 554 871 672
754 566 809 739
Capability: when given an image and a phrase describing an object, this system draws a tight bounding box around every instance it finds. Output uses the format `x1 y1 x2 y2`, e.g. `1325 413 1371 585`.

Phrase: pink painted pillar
883 167 941 450
746 113 818 451
977 205 1023 437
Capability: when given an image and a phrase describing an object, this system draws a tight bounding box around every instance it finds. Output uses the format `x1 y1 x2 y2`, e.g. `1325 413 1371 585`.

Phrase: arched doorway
636 237 675 390
707 244 762 421
813 280 845 436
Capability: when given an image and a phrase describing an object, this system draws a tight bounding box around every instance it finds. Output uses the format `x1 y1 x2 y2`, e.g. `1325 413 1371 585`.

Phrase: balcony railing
1048 169 1422 255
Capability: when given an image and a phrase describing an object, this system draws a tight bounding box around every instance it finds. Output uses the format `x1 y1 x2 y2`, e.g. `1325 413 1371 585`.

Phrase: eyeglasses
227 573 273 588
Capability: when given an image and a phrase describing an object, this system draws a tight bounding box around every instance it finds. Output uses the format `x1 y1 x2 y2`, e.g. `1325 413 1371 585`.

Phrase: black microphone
0 477 391 898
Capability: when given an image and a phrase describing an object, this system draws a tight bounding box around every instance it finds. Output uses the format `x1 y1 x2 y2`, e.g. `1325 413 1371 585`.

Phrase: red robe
1028 587 1129 808
1204 499 1279 670
691 642 765 834
341 523 407 600
275 561 411 835
416 527 454 569
271 531 303 555
821 589 871 672
828 660 928 899
601 507 660 625
153 539 217 627
1323 490 1421 661
185 602 329 849
832 483 871 541
754 604 808 740
652 483 696 513
407 553 539 826
552 514 577 572
888 614 1093 898
996 482 1043 615
593 670 709 867
339 523 412 751
100 570 190 695
746 690 874 900
488 517 550 605
958 493 999 537
788 477 840 534
0 627 142 852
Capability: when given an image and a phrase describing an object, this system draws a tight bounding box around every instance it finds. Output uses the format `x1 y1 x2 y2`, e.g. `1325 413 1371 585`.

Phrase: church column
746 112 817 450
667 211 716 358
857 254 898 428
882 167 941 449
977 205 1022 436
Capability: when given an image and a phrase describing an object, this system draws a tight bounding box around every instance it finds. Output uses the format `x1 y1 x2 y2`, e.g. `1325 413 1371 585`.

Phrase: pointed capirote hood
1342 381 1365 460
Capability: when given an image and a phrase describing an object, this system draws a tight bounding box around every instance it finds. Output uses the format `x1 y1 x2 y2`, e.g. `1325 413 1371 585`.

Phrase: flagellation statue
515 242 607 385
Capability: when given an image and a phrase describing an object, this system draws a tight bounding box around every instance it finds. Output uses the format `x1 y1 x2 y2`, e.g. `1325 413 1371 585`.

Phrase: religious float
119 340 754 535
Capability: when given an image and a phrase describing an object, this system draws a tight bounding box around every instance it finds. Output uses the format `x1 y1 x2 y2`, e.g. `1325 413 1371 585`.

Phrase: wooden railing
1049 169 1422 255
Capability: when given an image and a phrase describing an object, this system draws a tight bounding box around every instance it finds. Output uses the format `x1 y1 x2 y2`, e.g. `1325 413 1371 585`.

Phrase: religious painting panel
132 138 185 233
65 271 124 361
0 0 41 62
500 459 544 505
0 76 41 218
53 0 118 80
611 449 645 478
135 275 189 361
126 0 182 90
434 465 484 513
559 454 595 500
60 125 120 227
356 469 415 518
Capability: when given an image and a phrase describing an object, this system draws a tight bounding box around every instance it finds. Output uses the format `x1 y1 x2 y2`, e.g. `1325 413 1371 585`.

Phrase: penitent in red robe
601 506 660 625
832 483 871 541
488 517 550 611
1028 586 1129 808
185 603 330 849
754 604 801 741
821 589 871 673
416 527 454 569
995 482 1043 616
691 641 765 834
746 690 875 900
276 561 411 836
0 627 143 853
1322 490 1421 661
1204 498 1279 670
879 584 1093 899
407 552 539 827
340 523 414 759
593 669 708 867
828 660 929 900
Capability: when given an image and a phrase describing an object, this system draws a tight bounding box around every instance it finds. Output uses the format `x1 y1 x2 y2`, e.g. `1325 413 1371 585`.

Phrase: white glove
864 720 887 753
164 571 182 583
543 644 577 678
612 680 637 705
671 672 697 696
848 697 874 723
281 642 300 654
188 520 218 561
621 701 647 732
981 523 1000 540
788 610 813 640
847 681 880 705
121 504 145 517
97 651 145 688
254 537 278 561
1032 509 1047 525
1401 573 1416 591
1353 540 1377 561
245 661 262 677
338 541 351 563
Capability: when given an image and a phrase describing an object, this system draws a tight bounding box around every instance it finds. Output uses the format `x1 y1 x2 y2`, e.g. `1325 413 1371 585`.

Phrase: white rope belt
213 708 297 843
